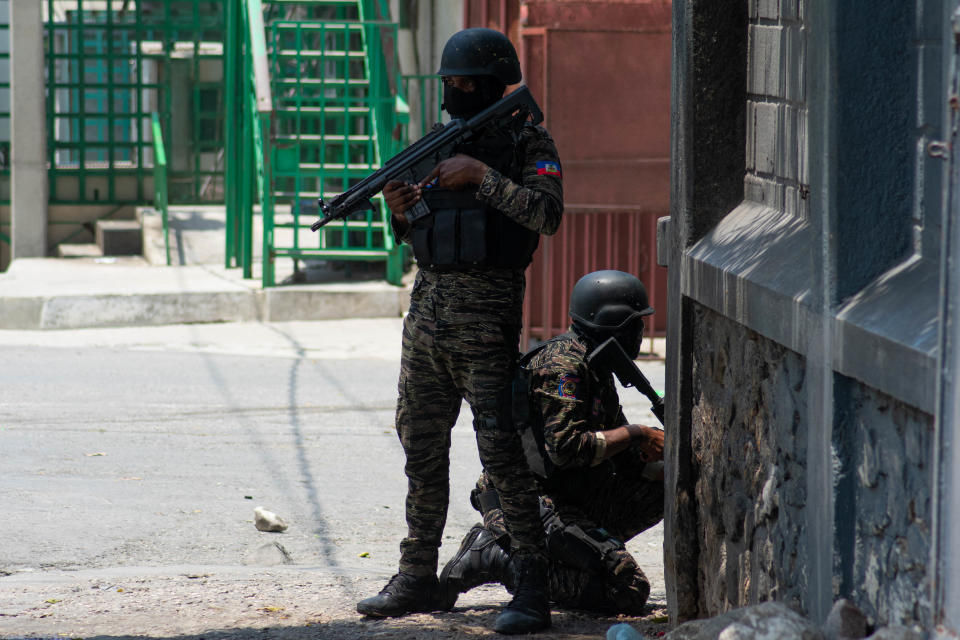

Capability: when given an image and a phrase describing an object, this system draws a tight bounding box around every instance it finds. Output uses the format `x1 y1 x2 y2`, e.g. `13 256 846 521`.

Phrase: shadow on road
47 603 669 640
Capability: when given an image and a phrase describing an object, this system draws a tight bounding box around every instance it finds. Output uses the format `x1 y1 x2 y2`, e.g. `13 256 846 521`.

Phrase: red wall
464 0 672 344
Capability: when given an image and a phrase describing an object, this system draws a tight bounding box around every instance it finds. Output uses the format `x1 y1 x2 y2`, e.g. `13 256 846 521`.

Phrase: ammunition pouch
412 189 538 270
410 125 539 271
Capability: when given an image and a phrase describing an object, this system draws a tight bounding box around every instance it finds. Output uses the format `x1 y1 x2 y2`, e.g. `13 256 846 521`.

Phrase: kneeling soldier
440 270 665 614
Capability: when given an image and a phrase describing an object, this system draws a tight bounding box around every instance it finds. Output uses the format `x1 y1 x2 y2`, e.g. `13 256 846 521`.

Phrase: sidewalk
0 206 411 330
0 206 668 360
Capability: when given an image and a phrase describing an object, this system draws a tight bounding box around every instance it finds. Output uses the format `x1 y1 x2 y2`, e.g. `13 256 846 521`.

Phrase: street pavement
0 319 668 639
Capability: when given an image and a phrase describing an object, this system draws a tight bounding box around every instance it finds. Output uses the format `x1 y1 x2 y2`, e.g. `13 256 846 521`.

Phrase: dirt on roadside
0 569 670 640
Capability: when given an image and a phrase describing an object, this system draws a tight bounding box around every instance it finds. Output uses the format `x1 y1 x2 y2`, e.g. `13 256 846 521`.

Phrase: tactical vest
410 127 540 271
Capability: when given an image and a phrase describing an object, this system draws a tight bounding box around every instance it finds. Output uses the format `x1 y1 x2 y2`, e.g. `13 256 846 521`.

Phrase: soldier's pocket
473 321 517 347
402 311 436 349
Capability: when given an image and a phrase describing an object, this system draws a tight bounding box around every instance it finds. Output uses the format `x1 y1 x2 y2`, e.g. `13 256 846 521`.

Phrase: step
297 162 375 172
275 249 391 259
57 243 103 259
265 0 360 4
274 49 365 59
270 22 365 32
277 105 370 114
274 134 374 143
96 219 143 256
272 78 369 88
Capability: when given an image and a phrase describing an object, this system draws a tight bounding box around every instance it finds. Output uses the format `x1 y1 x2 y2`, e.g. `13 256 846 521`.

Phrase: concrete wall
665 0 946 630
9 0 48 261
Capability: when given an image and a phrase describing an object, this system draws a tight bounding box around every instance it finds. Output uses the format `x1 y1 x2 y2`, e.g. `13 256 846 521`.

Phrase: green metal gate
44 0 226 206
2 0 412 286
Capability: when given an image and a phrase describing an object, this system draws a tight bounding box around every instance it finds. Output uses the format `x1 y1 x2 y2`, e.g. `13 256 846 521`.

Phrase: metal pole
933 5 960 635
224 0 240 268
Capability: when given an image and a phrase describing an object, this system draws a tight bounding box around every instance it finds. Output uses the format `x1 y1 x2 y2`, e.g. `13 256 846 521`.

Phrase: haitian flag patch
558 374 579 398
536 160 562 178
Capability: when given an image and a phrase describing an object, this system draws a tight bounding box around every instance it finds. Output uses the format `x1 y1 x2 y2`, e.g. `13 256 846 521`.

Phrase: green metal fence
401 74 444 140
44 0 226 205
3 0 412 286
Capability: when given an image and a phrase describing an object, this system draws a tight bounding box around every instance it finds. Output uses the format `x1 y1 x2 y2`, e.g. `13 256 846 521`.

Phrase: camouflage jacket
397 123 563 327
527 333 628 471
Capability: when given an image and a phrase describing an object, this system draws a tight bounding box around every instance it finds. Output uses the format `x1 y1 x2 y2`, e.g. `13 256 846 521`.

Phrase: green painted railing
151 112 171 266
402 74 445 140
224 0 274 280
249 0 275 284
251 0 407 287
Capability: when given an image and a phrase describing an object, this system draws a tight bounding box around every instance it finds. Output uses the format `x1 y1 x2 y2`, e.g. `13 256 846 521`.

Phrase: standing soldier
439 270 665 615
355 28 564 635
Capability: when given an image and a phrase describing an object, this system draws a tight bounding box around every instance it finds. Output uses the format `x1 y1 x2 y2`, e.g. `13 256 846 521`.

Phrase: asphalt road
0 320 668 639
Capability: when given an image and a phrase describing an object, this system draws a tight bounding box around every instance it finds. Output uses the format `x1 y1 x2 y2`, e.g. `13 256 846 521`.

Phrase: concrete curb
0 258 410 330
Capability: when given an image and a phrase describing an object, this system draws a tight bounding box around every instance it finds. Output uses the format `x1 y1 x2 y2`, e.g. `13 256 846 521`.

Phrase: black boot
438 523 516 610
492 552 551 635
356 571 443 618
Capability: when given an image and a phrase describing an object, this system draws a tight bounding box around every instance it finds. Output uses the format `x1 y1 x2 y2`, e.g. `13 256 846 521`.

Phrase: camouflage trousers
474 443 664 614
395 313 545 577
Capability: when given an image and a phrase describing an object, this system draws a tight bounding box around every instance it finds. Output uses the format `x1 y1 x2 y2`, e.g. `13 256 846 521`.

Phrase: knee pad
544 520 626 575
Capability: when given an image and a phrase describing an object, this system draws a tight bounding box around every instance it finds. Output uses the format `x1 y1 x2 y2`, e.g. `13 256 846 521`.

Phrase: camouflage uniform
392 123 563 577
474 331 664 613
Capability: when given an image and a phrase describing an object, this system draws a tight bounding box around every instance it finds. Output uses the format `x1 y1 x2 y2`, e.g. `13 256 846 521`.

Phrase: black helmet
569 270 654 357
437 28 522 84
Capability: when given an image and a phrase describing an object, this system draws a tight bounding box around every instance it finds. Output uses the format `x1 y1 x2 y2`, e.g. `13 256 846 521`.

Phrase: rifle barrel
309 85 542 230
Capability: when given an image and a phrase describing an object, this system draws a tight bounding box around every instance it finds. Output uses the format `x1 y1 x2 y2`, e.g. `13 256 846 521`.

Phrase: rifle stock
310 85 543 231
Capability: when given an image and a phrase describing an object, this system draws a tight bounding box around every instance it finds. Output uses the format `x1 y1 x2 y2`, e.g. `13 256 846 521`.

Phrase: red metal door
464 0 672 345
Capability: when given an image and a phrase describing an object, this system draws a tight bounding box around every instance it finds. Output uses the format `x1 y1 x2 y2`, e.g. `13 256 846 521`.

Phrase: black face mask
616 330 643 361
615 318 645 361
442 84 491 119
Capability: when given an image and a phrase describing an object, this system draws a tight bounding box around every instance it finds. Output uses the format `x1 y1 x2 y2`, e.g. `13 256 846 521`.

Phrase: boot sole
357 600 444 618
492 612 552 635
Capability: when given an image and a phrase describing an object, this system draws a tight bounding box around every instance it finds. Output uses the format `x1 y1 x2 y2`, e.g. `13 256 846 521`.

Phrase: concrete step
96 219 142 256
57 243 103 259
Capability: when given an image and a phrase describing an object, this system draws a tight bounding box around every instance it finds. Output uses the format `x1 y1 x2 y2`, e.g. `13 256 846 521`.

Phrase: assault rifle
310 85 543 231
586 337 666 426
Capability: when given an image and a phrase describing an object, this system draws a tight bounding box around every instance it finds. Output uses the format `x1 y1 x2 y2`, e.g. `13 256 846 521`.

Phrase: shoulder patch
536 160 562 178
558 374 580 398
